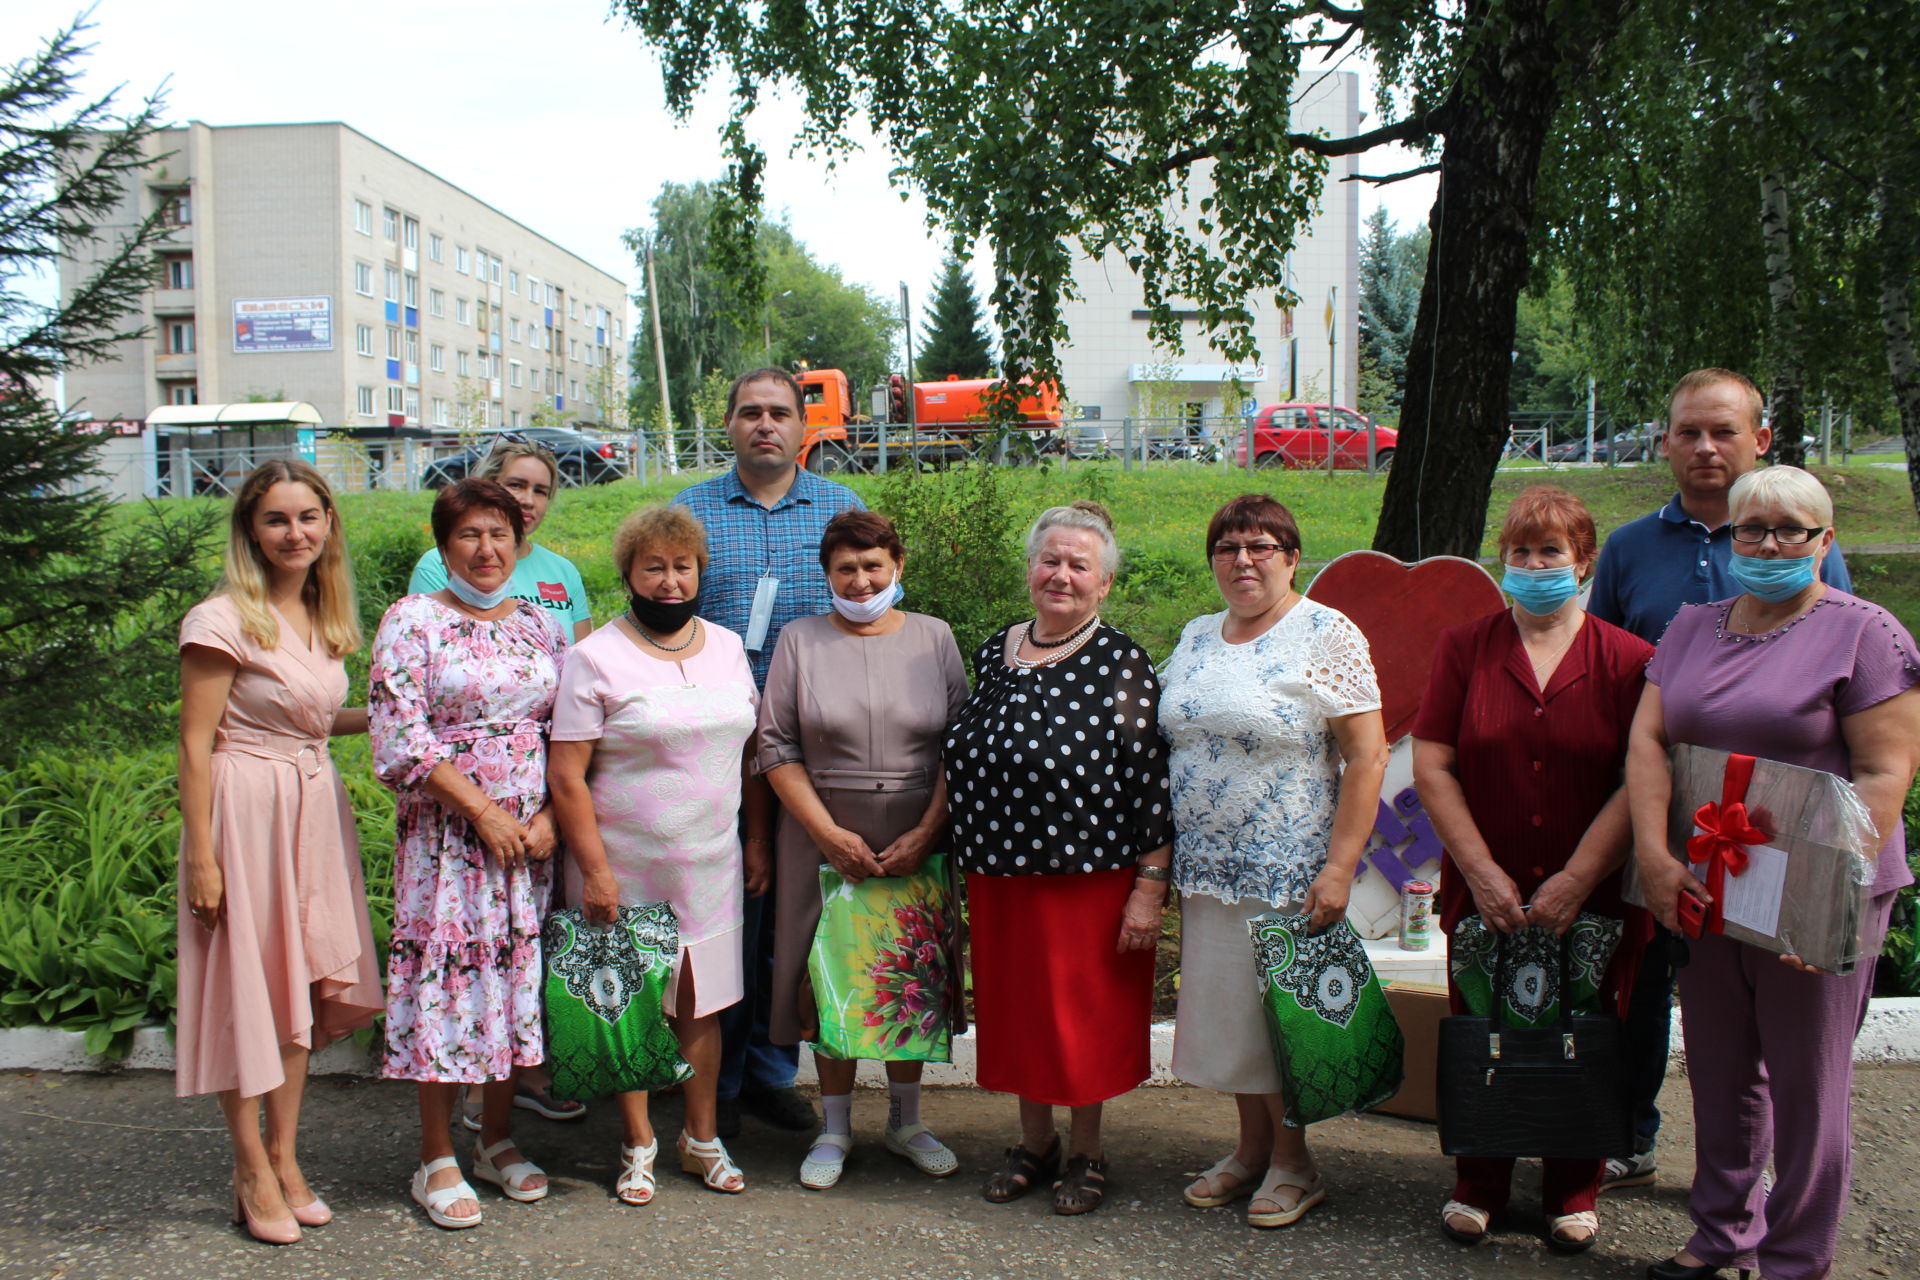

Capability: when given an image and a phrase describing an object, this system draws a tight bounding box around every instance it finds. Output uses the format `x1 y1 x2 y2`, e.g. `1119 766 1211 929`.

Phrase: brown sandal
1052 1153 1108 1215
982 1138 1061 1203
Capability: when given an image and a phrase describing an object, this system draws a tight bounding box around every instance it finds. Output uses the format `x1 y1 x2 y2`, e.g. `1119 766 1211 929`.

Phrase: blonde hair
214 460 362 656
1025 499 1118 575
477 437 560 490
613 505 709 579
1728 465 1833 529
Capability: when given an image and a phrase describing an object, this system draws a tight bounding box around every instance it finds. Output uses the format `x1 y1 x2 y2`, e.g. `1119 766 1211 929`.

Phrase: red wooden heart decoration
1305 550 1504 743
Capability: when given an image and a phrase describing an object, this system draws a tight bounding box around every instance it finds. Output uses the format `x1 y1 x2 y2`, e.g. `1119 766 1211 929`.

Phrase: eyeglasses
1210 541 1289 562
1730 524 1823 545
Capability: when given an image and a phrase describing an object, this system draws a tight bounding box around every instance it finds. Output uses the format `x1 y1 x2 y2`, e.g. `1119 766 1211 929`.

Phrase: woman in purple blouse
1625 467 1920 1280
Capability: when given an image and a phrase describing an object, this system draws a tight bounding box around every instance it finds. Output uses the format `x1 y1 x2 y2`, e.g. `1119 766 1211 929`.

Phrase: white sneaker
1599 1148 1657 1192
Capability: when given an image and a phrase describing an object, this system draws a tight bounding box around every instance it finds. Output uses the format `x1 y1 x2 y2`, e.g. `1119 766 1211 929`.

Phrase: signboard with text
233 296 333 353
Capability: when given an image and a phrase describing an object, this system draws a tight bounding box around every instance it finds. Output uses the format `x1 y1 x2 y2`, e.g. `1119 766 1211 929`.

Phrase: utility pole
900 282 919 471
643 233 678 473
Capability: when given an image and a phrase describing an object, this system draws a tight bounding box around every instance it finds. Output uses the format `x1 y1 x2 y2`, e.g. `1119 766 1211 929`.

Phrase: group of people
176 365 1917 1280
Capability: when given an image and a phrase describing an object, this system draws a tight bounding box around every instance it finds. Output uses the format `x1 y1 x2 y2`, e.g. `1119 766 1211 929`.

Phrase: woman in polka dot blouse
945 500 1173 1217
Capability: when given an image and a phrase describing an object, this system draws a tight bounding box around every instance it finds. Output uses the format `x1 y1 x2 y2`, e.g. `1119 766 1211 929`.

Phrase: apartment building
1056 71 1363 428
61 121 628 435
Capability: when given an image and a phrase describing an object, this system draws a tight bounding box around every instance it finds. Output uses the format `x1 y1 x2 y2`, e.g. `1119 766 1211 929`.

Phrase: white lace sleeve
1303 608 1382 718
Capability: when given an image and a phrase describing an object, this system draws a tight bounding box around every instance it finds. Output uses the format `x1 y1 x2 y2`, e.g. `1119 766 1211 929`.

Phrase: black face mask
629 592 700 634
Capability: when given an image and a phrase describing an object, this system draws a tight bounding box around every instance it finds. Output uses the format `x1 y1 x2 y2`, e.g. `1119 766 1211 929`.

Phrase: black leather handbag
1436 933 1633 1159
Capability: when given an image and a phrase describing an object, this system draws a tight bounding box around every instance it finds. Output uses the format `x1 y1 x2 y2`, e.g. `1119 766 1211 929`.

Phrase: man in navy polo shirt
1587 367 1850 1193
676 367 865 1138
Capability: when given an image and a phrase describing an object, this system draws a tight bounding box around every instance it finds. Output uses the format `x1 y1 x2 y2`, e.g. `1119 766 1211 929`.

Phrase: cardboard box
1369 981 1448 1123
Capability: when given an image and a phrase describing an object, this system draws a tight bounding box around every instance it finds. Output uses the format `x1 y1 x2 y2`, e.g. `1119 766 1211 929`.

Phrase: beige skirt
1171 891 1286 1095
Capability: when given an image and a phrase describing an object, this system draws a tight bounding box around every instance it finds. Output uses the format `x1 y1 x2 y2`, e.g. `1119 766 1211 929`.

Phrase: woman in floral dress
549 504 766 1204
370 478 567 1230
1160 494 1386 1230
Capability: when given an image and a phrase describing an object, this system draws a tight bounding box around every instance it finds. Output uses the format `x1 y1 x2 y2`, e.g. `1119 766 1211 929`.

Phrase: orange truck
794 369 1062 472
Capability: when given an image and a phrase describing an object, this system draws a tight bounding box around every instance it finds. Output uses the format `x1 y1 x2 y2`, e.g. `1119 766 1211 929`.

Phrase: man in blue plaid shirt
675 366 864 1136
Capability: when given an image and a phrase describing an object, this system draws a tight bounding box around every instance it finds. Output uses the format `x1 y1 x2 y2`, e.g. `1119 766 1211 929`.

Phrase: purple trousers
1675 891 1893 1280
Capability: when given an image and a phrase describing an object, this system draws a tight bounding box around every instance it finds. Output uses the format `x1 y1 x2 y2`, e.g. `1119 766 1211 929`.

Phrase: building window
387 385 405 413
161 193 192 226
509 317 521 343
405 331 420 363
456 297 471 325
428 233 443 263
386 327 401 359
455 245 470 275
429 289 445 318
489 258 502 285
510 410 522 429
403 216 419 250
509 360 523 388
167 382 199 405
354 262 374 296
545 283 558 307
569 338 578 362
431 397 449 427
456 350 471 377
508 270 519 294
356 385 375 416
353 200 372 235
429 343 445 372
163 257 192 289
355 323 374 357
382 207 398 241
570 379 579 401
527 276 540 300
384 265 401 303
166 320 195 354
404 273 418 308
405 389 420 422
613 318 624 342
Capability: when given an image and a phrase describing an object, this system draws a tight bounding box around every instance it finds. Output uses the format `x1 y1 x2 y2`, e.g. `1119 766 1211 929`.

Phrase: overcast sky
17 0 1437 328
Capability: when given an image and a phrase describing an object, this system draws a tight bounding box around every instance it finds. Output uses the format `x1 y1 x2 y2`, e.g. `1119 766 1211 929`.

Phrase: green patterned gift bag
1448 913 1622 1025
1249 913 1405 1128
808 854 954 1063
541 903 693 1101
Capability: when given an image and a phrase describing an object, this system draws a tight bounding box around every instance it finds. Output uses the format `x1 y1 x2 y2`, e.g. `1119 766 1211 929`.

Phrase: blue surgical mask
1501 564 1581 616
446 566 513 610
1728 551 1818 603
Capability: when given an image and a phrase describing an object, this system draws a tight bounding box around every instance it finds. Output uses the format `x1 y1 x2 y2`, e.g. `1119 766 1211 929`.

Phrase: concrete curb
6 997 1917 1081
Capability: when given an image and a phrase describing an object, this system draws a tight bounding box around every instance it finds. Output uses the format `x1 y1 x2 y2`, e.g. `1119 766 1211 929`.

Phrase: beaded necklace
1010 616 1101 668
630 612 701 653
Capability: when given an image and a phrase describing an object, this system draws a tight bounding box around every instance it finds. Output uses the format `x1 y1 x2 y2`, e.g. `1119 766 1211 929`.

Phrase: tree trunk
1877 176 1920 521
1750 51 1807 468
1374 0 1624 559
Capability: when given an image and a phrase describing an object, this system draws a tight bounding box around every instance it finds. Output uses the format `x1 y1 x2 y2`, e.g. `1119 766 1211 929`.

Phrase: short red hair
1497 485 1597 565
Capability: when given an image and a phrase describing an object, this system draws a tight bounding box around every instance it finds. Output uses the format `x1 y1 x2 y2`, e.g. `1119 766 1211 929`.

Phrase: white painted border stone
7 997 1916 1080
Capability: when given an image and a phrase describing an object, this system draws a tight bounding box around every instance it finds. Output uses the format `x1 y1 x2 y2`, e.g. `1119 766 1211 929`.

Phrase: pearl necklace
1010 616 1101 668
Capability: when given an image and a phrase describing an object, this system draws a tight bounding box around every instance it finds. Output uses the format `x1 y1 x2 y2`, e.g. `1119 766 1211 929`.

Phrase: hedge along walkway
2 1067 1917 1280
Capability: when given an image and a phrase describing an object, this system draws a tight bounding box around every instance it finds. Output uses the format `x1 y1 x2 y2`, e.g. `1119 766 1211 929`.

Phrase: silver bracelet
1134 864 1171 883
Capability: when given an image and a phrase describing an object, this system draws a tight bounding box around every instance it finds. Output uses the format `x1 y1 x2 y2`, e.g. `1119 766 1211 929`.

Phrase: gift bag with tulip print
542 902 693 1100
807 854 955 1062
1249 912 1405 1128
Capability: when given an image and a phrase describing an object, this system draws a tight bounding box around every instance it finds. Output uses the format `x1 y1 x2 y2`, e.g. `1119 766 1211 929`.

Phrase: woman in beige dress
755 511 969 1190
176 460 382 1245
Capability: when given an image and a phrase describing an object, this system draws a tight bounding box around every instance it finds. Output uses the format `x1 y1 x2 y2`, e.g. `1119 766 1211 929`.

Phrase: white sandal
1440 1198 1492 1244
410 1157 483 1229
883 1123 959 1177
800 1131 852 1190
1183 1154 1257 1208
615 1139 658 1206
678 1132 745 1193
1247 1165 1325 1228
472 1138 549 1203
1547 1209 1599 1253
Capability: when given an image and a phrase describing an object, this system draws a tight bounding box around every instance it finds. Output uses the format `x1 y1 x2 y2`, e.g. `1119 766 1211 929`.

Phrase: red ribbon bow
1685 753 1769 934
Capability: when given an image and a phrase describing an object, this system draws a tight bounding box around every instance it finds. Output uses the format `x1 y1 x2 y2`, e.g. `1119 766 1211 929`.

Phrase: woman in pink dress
369 479 567 1230
549 505 768 1205
176 460 382 1245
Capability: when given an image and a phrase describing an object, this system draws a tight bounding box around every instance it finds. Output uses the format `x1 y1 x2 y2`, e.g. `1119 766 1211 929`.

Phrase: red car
1235 403 1396 470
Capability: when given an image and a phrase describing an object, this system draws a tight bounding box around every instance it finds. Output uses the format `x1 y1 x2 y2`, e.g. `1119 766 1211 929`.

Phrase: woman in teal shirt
410 438 593 643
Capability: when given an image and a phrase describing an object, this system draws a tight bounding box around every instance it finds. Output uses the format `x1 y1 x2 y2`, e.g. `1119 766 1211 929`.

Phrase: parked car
420 426 627 487
1545 429 1657 464
1235 403 1396 470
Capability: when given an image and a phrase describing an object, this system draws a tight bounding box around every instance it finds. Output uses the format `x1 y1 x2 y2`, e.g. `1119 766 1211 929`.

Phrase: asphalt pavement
1 1067 1916 1280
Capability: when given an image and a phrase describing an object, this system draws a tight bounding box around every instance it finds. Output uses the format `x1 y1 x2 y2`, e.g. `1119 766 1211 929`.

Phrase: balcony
156 350 198 376
151 289 195 314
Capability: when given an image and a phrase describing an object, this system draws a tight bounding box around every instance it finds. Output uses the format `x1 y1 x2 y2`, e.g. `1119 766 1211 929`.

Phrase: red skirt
967 866 1154 1107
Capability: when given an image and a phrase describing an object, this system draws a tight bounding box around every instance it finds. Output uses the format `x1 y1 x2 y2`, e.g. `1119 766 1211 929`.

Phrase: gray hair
1728 465 1832 530
1025 500 1118 575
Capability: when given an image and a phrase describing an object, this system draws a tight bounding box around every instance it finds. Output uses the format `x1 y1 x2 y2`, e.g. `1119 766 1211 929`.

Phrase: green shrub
871 465 1030 661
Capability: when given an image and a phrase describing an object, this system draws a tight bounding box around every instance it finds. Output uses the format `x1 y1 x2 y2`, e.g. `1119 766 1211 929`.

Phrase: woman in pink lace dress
370 479 567 1231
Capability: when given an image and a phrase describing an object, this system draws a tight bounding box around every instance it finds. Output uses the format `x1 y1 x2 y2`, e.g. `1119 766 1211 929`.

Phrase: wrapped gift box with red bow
1626 743 1879 974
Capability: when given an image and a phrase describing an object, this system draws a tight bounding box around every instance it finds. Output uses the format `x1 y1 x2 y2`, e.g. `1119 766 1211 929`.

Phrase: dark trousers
1621 923 1678 1151
716 883 797 1099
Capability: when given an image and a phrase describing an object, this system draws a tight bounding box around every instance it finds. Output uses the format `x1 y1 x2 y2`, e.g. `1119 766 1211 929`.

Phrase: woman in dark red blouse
1412 486 1654 1255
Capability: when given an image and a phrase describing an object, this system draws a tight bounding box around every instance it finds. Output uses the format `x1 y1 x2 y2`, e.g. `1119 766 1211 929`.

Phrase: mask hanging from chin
447 567 514 610
830 572 902 624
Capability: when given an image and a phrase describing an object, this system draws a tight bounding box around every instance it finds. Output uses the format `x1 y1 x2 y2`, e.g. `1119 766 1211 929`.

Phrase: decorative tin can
1399 879 1435 951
